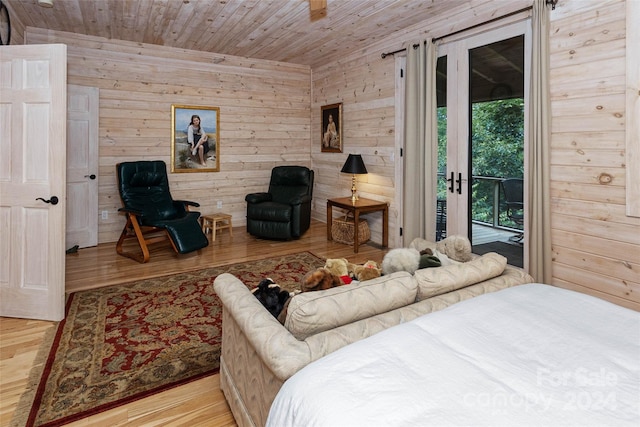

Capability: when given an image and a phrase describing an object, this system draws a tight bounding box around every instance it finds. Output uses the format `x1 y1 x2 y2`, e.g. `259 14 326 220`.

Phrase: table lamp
341 154 368 204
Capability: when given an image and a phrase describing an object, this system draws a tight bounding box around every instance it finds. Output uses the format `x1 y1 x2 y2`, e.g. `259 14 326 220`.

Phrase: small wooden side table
327 197 388 253
201 213 233 241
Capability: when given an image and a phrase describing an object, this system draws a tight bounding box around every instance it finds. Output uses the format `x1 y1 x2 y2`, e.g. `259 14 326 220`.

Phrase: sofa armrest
214 273 312 380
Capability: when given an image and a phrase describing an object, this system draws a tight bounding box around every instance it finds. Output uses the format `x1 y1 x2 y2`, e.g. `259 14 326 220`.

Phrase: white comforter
267 284 640 427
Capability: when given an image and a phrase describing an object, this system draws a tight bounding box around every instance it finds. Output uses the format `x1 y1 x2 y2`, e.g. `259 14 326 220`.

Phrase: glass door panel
469 35 525 267
436 55 447 241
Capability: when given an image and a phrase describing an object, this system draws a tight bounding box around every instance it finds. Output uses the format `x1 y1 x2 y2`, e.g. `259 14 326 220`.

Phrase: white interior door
0 44 67 321
66 84 99 249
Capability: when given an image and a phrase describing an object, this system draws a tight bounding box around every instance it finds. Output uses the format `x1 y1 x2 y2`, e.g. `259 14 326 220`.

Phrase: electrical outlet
217 201 223 209
102 210 108 220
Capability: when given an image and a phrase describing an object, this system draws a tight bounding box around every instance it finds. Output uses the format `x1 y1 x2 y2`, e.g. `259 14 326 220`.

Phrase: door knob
36 196 59 205
84 174 96 180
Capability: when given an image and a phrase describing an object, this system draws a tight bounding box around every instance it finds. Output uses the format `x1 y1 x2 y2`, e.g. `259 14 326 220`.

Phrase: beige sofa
213 252 534 427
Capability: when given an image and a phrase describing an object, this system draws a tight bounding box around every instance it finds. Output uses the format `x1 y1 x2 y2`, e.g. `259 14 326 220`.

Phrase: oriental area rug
13 251 324 427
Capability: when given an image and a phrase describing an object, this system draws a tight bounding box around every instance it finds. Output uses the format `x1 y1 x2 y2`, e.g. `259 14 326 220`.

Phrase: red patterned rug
14 252 324 427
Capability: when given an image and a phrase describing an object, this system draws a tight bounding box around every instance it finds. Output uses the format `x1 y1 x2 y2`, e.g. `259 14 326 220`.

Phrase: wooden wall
310 0 638 309
310 51 399 246
26 28 311 244
547 0 639 310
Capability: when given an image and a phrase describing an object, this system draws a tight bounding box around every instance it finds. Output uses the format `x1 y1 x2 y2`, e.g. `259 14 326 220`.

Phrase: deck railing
437 174 523 232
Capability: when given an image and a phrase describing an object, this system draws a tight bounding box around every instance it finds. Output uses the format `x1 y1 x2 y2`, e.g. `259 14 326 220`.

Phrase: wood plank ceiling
5 0 468 68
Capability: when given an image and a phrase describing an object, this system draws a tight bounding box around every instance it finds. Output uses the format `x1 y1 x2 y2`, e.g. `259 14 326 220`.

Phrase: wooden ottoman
201 213 233 241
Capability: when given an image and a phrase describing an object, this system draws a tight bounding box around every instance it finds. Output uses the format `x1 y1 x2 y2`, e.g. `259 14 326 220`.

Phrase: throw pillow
415 252 507 300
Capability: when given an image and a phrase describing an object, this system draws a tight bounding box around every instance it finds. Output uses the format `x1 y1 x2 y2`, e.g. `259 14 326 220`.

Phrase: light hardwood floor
0 219 387 427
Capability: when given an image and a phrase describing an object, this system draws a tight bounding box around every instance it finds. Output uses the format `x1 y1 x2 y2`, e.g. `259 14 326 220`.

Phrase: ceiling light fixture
38 0 54 8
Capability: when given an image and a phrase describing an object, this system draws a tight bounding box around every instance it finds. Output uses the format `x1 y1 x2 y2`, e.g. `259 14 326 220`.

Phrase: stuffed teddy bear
301 268 344 292
435 235 473 262
409 235 473 263
349 260 382 282
324 258 353 284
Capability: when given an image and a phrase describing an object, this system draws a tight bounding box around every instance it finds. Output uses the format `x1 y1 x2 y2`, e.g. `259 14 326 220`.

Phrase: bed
267 283 640 426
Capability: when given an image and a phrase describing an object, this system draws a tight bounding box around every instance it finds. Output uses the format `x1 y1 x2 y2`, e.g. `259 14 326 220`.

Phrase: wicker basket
331 214 370 245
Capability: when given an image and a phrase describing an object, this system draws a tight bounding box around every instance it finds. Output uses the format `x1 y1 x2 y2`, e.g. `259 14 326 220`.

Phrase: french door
436 21 530 264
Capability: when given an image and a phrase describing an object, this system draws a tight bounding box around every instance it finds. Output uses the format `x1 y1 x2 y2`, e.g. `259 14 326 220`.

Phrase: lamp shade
341 154 368 175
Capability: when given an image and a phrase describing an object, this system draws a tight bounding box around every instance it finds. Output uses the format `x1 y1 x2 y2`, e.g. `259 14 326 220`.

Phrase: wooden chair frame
115 202 200 263
115 212 180 263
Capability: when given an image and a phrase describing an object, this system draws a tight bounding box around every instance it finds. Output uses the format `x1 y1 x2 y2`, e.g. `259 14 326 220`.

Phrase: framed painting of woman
171 105 220 172
321 103 342 153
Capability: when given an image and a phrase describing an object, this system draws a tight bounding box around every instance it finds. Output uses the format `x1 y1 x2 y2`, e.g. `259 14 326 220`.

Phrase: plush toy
418 248 442 269
436 235 473 262
276 268 345 324
301 268 344 292
409 235 473 263
275 268 346 324
251 278 292 320
324 258 353 284
381 247 446 275
349 260 382 282
381 248 422 275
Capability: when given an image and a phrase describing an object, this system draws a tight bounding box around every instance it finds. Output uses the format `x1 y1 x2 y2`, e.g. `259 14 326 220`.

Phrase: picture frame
171 104 220 172
321 103 342 153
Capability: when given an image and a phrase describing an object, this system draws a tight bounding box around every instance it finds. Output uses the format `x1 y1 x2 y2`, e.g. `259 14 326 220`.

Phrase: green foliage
437 107 448 200
471 99 524 178
472 99 524 226
437 99 524 228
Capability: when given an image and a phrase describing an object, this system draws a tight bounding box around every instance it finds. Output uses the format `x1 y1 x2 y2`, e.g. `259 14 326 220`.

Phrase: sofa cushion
284 271 417 340
415 252 507 301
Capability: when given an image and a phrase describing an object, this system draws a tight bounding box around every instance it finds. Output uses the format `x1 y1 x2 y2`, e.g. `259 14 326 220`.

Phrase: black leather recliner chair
245 166 314 240
116 160 209 263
